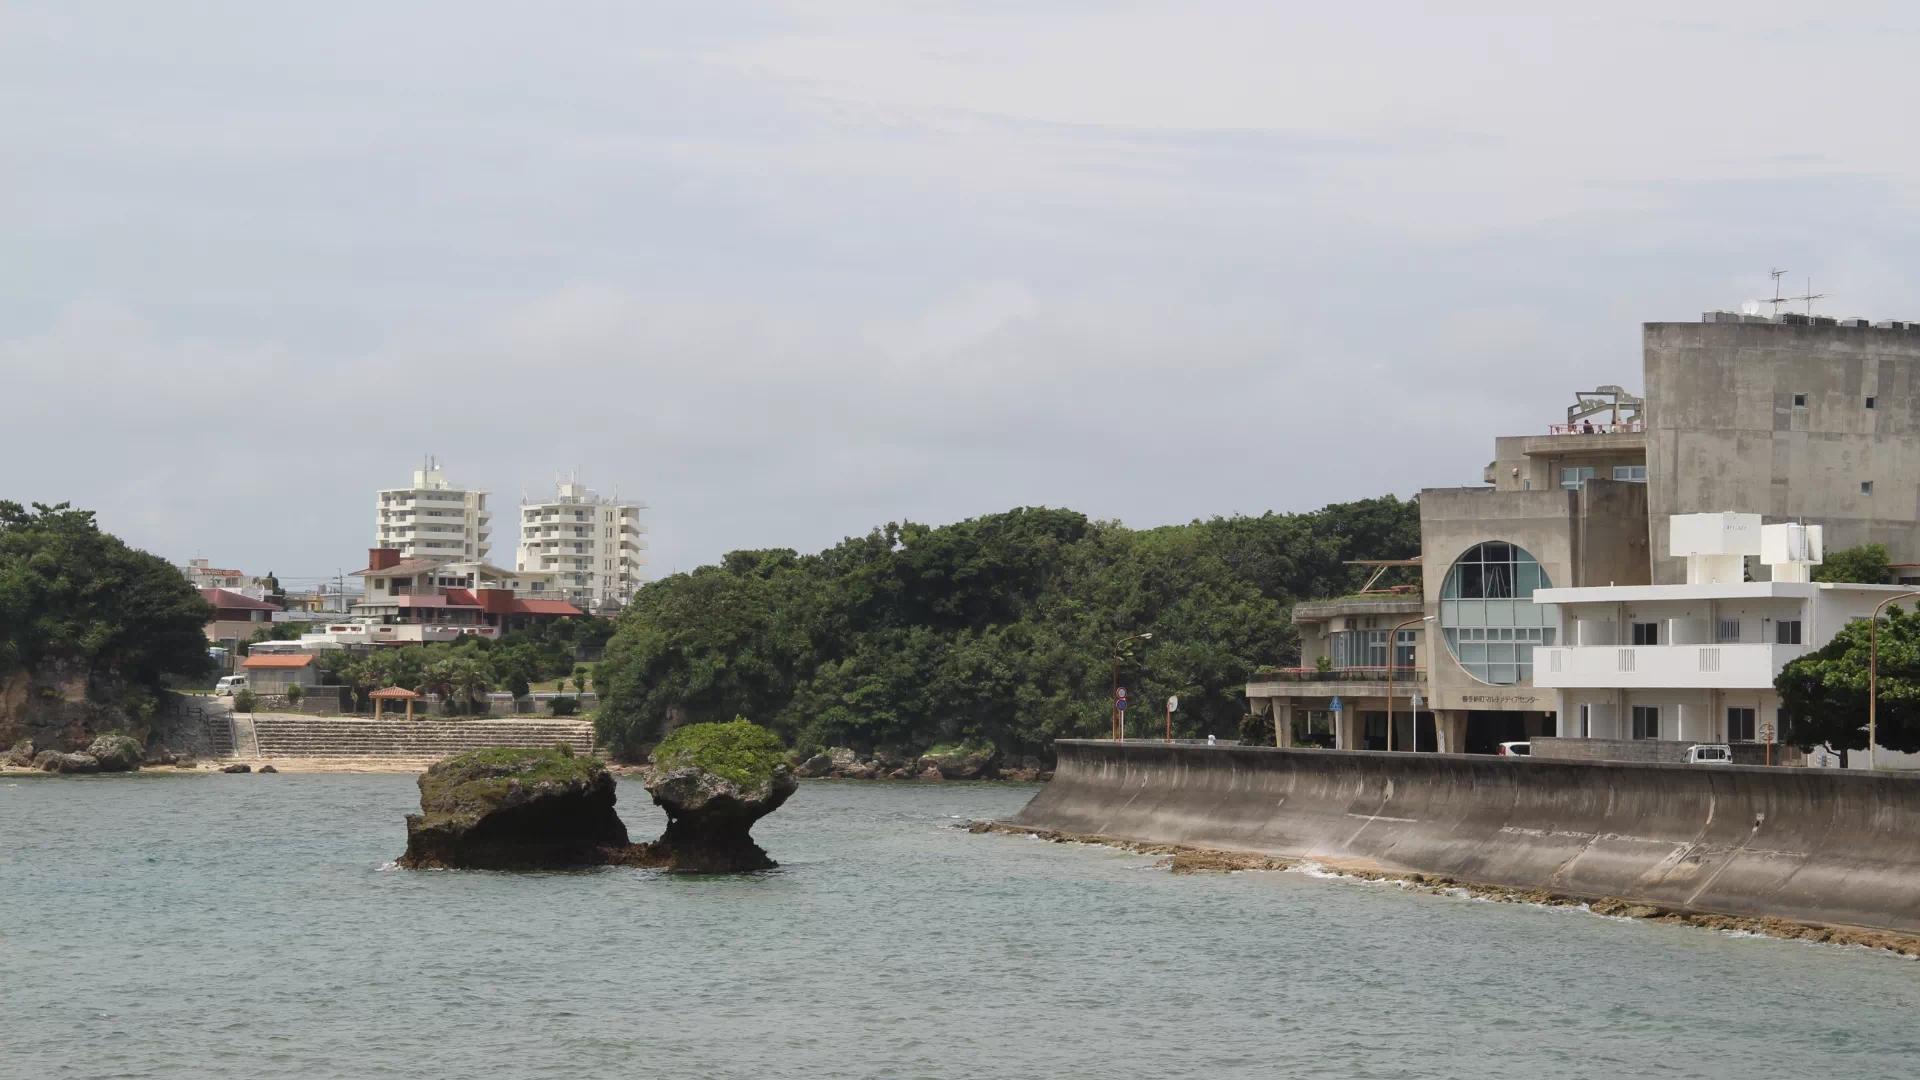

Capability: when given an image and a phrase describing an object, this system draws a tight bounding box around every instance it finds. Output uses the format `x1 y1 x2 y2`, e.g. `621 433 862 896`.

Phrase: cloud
4 1 1920 586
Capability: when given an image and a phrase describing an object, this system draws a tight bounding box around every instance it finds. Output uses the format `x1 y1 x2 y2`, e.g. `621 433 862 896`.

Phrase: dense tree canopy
1814 543 1891 585
594 496 1420 760
316 617 608 709
1775 603 1920 762
0 501 212 685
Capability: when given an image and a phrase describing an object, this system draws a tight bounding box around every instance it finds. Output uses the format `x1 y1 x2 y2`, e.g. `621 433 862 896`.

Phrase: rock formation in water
397 723 796 873
397 744 632 870
641 719 796 872
34 749 101 773
84 732 143 772
0 656 147 754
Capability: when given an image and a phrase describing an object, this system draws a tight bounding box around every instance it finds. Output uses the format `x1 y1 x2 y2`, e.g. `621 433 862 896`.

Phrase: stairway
246 716 595 761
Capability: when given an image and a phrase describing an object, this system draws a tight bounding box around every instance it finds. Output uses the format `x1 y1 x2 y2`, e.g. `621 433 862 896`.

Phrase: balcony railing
1249 666 1426 684
1548 421 1645 435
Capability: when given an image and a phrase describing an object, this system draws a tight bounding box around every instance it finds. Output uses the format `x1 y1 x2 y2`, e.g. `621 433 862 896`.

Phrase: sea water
4 774 1918 1079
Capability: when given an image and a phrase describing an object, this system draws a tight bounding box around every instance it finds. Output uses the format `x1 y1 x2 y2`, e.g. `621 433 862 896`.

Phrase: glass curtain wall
1440 541 1558 685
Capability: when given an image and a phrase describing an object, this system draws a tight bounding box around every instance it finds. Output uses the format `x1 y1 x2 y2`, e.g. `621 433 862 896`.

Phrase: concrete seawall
1012 740 1920 934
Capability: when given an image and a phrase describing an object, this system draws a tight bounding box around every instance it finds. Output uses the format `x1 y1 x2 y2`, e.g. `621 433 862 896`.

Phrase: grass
651 718 786 787
417 745 604 822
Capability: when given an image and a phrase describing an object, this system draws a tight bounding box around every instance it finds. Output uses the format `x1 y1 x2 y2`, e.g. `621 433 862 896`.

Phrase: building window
1776 620 1802 645
1613 465 1647 483
1561 466 1596 490
1394 629 1416 669
1793 393 1807 408
1717 618 1741 643
1867 396 1878 410
1632 705 1660 740
1439 541 1557 685
1862 481 1874 496
1631 622 1660 646
1728 707 1757 742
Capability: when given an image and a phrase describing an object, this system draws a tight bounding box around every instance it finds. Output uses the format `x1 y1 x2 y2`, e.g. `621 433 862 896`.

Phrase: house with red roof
348 548 584 638
202 588 285 669
239 652 320 693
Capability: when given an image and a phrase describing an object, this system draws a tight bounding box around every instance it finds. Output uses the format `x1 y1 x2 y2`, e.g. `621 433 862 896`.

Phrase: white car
214 674 248 695
1496 741 1531 757
1685 743 1733 764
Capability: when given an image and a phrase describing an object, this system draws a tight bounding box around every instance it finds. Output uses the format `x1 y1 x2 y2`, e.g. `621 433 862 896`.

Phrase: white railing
1535 643 1804 689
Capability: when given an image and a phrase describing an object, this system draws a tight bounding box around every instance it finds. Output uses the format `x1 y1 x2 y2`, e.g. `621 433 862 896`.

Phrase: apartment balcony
1245 666 1426 698
1534 644 1808 690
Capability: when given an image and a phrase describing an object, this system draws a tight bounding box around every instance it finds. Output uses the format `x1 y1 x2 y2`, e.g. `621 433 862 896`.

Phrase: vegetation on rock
651 719 787 788
414 746 607 827
593 497 1419 760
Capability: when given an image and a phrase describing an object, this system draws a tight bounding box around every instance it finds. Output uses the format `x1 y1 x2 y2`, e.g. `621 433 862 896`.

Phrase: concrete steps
246 716 595 759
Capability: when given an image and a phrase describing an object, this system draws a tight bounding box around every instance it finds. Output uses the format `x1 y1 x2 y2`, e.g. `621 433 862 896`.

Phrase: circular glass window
1439 541 1558 685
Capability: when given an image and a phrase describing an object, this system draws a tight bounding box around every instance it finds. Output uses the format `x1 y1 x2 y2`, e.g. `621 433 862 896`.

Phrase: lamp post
1868 592 1920 771
1112 632 1153 740
1385 615 1433 752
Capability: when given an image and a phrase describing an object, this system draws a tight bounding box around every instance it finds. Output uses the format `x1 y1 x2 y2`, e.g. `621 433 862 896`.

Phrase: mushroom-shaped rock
643 720 796 872
85 732 144 773
397 745 631 870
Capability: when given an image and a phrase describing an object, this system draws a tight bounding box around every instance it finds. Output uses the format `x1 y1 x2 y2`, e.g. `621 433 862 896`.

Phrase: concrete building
1245 592 1436 751
180 558 250 591
240 653 321 694
1249 312 1920 754
1535 514 1910 760
376 458 492 564
350 547 584 635
201 588 283 670
515 478 647 612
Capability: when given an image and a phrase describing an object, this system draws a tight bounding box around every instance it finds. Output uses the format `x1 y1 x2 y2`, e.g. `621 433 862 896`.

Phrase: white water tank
1761 522 1824 583
1670 512 1762 585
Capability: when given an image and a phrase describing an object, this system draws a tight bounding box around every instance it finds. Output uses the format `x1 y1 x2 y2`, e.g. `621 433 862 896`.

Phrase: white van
214 675 248 696
1685 743 1733 764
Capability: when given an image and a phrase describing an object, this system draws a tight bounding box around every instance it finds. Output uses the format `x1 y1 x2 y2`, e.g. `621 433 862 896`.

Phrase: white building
516 477 647 611
376 458 492 564
1535 513 1910 750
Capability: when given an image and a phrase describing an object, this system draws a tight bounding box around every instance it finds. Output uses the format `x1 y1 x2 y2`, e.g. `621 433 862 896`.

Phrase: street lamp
1868 592 1920 771
1386 615 1435 752
1112 632 1153 740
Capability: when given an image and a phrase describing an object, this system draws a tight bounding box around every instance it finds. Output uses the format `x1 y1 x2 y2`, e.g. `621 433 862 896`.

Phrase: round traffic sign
1167 695 1180 712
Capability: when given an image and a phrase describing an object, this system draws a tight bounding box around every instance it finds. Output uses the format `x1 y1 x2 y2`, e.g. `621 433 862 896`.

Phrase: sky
7 1 1920 591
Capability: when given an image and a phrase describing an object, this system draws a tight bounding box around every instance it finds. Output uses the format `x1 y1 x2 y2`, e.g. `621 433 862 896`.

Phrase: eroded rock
397 745 630 870
6 738 35 767
34 750 101 774
919 745 997 780
639 719 796 872
85 732 144 773
258 764 279 774
794 753 832 779
222 763 251 774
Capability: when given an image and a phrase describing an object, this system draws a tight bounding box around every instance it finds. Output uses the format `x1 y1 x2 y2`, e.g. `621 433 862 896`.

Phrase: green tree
0 501 213 687
1814 543 1891 584
1776 604 1920 764
420 656 491 715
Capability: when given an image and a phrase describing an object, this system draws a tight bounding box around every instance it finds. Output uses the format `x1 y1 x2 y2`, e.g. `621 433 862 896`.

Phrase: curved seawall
1013 740 1920 934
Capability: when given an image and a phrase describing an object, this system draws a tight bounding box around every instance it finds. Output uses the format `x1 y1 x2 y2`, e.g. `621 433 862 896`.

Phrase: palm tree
421 657 492 716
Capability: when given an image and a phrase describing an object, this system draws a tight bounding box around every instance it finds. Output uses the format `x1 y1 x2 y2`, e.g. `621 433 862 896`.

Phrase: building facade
376 459 492 564
515 478 647 611
1248 313 1920 755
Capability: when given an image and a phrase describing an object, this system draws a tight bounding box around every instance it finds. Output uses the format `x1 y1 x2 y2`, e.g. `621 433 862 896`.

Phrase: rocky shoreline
969 821 1920 959
792 745 1050 782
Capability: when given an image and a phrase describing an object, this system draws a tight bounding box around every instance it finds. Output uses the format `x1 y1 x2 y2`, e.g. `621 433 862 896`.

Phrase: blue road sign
1330 696 1344 712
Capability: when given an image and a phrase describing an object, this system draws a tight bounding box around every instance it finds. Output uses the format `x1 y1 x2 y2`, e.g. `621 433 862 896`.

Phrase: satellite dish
1741 299 1762 316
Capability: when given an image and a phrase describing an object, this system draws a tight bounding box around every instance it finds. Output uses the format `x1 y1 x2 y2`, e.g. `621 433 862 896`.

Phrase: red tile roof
241 653 315 669
370 686 419 699
201 588 280 611
513 599 584 616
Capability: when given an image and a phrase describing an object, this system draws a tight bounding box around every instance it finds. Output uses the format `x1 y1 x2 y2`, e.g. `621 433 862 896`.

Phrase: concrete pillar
1275 701 1293 748
1333 708 1349 750
1554 691 1572 737
1437 711 1468 755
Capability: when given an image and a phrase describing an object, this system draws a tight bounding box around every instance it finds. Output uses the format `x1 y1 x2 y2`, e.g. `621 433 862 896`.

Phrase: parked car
1685 743 1733 764
214 674 248 695
1496 741 1531 757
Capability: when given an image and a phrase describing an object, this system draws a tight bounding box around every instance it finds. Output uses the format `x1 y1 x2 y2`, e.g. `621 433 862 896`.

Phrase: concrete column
1554 691 1572 737
1275 702 1293 748
1437 711 1468 755
1333 708 1350 750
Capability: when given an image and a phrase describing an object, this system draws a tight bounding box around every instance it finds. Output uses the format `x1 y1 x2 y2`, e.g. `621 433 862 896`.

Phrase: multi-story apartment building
376 459 491 564
516 478 648 612
1248 312 1920 756
1536 514 1908 760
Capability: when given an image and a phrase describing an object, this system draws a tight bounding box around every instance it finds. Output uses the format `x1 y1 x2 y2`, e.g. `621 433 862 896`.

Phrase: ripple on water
4 776 1919 1079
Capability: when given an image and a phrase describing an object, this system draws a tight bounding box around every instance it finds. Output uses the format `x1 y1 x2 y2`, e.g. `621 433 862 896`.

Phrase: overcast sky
7 2 1920 589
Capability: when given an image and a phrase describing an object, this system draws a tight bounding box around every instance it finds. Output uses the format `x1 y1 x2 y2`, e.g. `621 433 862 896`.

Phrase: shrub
553 741 575 758
549 696 578 717
286 684 304 706
651 718 787 787
233 689 256 714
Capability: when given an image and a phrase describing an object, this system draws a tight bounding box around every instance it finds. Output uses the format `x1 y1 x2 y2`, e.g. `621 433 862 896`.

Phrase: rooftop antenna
1768 268 1790 315
1786 276 1827 316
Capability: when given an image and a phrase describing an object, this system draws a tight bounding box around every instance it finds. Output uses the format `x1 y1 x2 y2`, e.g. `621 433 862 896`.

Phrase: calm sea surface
5 773 1919 1079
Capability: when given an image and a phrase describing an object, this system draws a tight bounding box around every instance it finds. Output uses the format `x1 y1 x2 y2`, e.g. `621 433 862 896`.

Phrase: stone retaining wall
1012 739 1920 935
